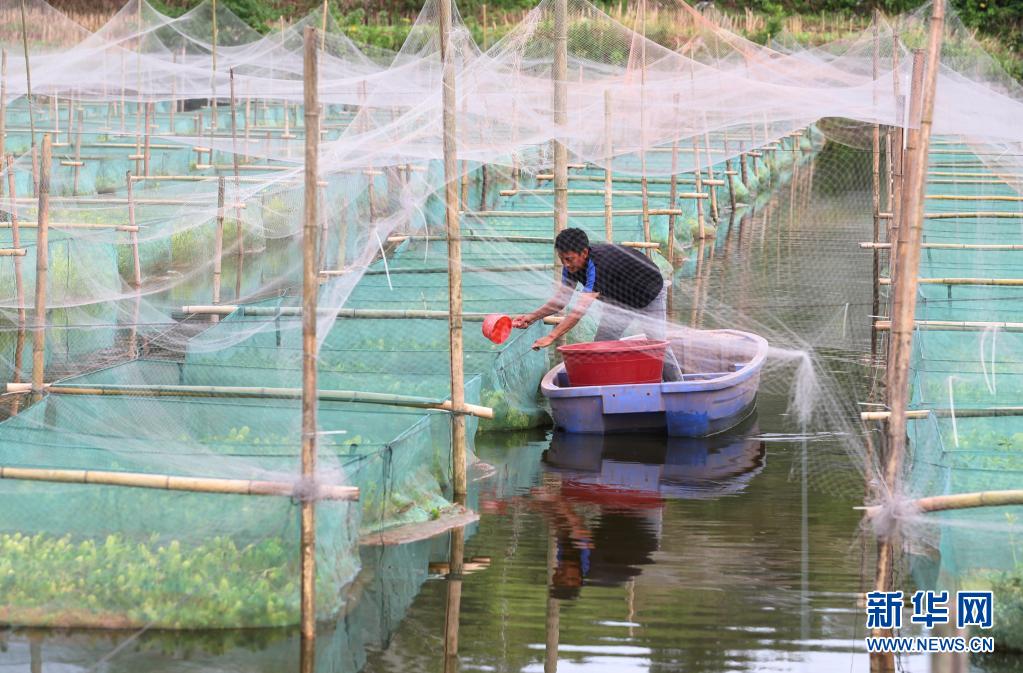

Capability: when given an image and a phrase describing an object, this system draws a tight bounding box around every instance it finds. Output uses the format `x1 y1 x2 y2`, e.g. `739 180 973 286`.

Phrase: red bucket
482 314 512 344
557 339 668 386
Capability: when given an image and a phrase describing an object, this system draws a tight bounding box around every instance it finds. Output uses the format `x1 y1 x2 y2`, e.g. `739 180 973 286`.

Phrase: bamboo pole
886 52 924 362
861 242 1023 250
212 176 225 310
439 0 467 499
463 208 686 218
180 306 566 325
31 134 50 404
6 155 25 331
603 89 613 242
442 523 465 673
229 69 244 292
0 50 6 188
143 102 152 176
864 490 1023 516
30 143 37 197
336 196 348 268
19 0 35 153
874 3 944 670
125 171 142 288
693 138 707 238
739 141 749 190
300 27 319 673
871 8 881 363
668 94 680 264
865 408 1023 421
874 319 1023 332
880 277 1023 287
552 0 568 243
6 381 495 418
638 0 650 253
482 3 489 50
320 0 329 50
704 131 718 221
72 108 83 194
0 465 358 500
211 0 218 131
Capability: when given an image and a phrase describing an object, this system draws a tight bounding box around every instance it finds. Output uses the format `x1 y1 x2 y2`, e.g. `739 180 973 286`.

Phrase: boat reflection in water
535 418 765 600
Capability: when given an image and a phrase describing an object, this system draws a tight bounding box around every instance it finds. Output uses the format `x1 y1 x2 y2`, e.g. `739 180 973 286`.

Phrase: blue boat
540 330 768 437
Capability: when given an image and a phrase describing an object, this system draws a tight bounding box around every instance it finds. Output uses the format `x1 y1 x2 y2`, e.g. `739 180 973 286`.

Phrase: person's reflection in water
529 474 661 601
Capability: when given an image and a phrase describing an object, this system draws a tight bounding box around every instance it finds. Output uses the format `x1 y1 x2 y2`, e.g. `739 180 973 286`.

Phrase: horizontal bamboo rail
879 277 1023 286
498 188 707 199
862 490 1023 516
0 465 359 501
0 222 138 231
928 171 1023 179
874 319 1023 332
179 305 565 325
927 194 1023 202
0 248 26 256
462 209 684 218
385 233 659 250
319 263 554 277
862 407 1023 421
535 174 723 186
5 382 495 419
10 196 247 208
926 212 1023 219
861 242 1023 250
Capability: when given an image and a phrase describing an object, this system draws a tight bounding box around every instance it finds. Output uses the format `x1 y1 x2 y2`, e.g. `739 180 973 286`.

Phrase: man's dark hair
555 227 590 253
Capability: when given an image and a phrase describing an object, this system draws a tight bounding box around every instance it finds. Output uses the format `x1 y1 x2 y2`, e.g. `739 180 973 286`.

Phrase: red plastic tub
557 339 668 387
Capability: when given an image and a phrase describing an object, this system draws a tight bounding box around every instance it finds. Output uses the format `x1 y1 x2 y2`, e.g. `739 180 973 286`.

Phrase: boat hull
540 330 767 438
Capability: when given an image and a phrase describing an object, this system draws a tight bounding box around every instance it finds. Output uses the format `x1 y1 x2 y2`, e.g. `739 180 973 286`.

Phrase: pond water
1 146 1014 672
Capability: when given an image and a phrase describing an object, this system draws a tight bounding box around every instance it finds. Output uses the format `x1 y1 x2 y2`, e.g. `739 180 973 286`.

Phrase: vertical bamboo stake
544 523 560 673
72 109 82 194
442 525 466 673
320 0 329 50
30 144 38 197
704 130 718 221
170 51 177 133
693 138 706 238
211 0 218 131
300 26 320 672
552 0 568 242
739 140 750 190
638 0 651 253
887 56 922 317
439 0 467 499
336 196 348 269
143 102 152 177
126 171 142 288
870 9 882 362
0 50 6 197
603 89 613 242
19 0 35 153
7 155 25 331
212 176 225 310
667 93 680 263
31 135 50 404
723 133 737 211
229 68 244 286
65 94 73 145
872 0 944 662
482 3 488 50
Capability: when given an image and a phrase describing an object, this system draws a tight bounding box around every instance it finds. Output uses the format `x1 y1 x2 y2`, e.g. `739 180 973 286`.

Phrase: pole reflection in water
443 522 465 673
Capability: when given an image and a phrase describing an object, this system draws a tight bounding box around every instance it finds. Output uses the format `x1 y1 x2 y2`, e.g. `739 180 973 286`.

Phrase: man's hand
512 314 534 329
532 334 556 350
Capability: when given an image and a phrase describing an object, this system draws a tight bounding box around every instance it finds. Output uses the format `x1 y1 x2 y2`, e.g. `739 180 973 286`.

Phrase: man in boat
512 227 680 379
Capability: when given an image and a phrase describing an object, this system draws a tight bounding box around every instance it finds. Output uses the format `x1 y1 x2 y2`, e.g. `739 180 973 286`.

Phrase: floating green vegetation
0 532 333 629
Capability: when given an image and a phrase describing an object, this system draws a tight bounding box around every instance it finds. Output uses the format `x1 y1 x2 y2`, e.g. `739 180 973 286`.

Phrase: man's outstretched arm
512 283 574 328
530 292 598 350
